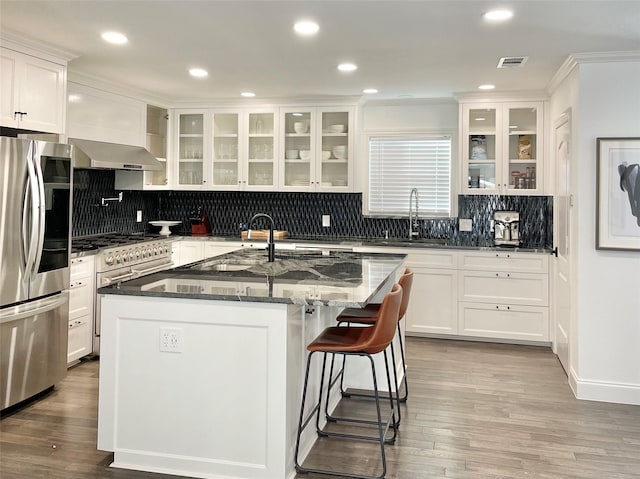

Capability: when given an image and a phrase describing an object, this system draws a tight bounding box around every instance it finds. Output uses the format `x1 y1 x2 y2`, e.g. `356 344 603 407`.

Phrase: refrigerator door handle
0 292 69 324
31 145 46 276
23 142 40 279
21 180 31 269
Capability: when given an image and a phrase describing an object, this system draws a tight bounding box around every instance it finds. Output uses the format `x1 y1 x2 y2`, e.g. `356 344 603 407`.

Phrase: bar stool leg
295 351 390 479
396 323 408 402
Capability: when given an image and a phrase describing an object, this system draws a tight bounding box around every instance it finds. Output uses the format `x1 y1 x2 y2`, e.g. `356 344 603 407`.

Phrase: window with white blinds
368 135 452 216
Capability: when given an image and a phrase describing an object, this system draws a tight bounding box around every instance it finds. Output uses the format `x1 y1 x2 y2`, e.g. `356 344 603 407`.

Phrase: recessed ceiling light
241 92 255 97
189 68 208 78
475 117 486 121
68 94 82 103
292 113 303 116
294 21 319 35
509 125 518 129
478 84 495 90
483 9 513 21
362 88 378 94
338 63 357 72
101 31 128 45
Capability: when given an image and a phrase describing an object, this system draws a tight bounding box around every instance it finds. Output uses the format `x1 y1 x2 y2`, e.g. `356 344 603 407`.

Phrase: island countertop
98 248 407 307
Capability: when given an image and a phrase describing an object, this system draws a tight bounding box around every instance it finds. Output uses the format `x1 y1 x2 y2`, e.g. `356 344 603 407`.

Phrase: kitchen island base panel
98 294 402 479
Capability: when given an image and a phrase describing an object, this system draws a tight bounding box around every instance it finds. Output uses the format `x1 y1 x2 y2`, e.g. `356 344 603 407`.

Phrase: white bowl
332 146 347 159
328 124 346 133
286 149 299 159
299 150 311 160
322 151 331 161
294 121 308 134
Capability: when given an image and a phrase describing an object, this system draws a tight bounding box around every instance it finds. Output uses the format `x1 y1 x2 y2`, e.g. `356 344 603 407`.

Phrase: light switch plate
322 215 331 227
136 210 142 223
459 218 473 232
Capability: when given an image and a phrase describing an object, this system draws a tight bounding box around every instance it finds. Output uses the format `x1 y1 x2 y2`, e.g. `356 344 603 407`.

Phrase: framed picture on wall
596 137 640 251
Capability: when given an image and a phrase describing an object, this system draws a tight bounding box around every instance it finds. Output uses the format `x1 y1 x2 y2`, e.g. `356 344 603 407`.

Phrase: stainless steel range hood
70 138 162 171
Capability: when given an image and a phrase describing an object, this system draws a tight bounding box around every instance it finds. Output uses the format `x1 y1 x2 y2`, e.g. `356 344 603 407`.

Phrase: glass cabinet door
466 107 498 191
177 112 204 187
505 105 539 192
246 111 276 189
212 112 240 188
319 110 350 189
282 109 313 189
144 105 169 188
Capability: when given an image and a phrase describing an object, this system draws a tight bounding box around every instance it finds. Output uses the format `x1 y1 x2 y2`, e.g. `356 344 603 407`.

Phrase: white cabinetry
1 48 66 134
458 251 549 342
67 82 146 146
171 239 243 266
280 107 353 191
460 101 544 195
68 256 95 365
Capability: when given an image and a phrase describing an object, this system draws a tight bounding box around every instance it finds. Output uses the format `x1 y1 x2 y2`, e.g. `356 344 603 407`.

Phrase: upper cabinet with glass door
461 101 544 195
280 107 353 191
245 110 277 190
175 110 207 189
211 111 240 189
142 105 170 189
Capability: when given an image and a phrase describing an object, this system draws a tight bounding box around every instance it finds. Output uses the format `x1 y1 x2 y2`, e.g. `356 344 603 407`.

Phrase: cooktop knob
105 255 114 266
115 254 121 264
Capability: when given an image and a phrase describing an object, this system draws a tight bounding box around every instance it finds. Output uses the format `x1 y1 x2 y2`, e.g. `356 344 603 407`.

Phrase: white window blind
368 135 451 216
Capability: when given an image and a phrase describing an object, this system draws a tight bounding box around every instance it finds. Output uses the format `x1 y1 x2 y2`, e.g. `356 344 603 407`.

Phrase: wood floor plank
1 338 639 479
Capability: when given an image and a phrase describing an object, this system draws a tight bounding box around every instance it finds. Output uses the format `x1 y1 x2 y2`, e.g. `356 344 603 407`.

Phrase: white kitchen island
97 249 406 479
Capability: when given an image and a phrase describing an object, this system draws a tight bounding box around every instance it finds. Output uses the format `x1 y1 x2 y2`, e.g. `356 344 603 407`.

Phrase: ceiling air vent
497 56 528 68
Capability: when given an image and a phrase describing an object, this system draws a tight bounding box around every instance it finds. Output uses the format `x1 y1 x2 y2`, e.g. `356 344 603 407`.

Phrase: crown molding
68 70 170 107
547 51 640 94
360 97 457 108
0 30 78 64
454 90 548 103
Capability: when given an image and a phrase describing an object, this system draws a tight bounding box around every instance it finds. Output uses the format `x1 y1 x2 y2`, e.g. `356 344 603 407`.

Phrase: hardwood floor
1 337 639 479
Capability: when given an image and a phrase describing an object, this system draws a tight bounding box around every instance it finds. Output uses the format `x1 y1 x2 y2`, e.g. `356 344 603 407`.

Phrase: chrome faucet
409 187 419 239
247 213 275 262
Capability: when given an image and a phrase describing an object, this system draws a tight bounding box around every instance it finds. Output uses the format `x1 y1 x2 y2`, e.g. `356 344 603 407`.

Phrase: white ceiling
1 1 639 105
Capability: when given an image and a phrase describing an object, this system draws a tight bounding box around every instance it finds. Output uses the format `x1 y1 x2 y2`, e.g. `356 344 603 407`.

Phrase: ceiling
1 1 639 105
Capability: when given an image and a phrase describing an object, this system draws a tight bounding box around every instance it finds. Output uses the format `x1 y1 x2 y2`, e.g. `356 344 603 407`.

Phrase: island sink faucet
247 213 276 262
409 187 420 239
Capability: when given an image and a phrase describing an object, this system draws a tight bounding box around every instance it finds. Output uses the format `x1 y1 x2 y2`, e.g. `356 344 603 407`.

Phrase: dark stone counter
98 248 407 307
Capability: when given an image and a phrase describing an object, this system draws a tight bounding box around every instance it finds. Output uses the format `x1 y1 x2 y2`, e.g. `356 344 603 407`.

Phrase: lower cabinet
405 267 458 335
68 256 95 365
458 302 549 342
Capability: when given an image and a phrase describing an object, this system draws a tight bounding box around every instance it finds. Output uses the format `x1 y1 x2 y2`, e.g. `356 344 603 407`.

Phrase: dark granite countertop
170 233 552 254
98 248 407 307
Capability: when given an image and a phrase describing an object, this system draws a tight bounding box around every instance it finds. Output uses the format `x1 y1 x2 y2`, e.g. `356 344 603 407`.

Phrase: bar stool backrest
398 268 414 322
362 283 402 354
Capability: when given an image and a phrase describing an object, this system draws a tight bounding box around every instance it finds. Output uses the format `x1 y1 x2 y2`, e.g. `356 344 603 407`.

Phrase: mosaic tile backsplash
72 170 552 248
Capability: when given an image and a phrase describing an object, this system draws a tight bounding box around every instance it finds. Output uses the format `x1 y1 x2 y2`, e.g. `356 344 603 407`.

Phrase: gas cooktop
72 233 165 253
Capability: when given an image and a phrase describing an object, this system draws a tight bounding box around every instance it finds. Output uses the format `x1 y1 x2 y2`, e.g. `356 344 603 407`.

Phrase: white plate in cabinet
459 252 548 273
405 267 458 335
458 302 549 342
458 271 549 307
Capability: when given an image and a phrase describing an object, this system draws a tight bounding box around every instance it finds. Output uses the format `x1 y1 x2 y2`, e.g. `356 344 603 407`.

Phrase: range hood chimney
70 138 162 171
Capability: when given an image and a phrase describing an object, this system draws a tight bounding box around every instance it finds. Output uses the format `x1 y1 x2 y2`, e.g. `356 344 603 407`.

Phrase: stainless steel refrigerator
0 137 72 410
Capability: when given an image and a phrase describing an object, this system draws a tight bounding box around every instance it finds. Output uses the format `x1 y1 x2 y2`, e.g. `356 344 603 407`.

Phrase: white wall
552 60 640 404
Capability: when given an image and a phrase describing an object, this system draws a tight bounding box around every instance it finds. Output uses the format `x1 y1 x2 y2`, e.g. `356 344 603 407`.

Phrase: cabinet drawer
68 316 92 364
458 302 549 341
407 250 457 269
69 279 93 319
459 270 548 306
459 252 548 273
70 256 94 279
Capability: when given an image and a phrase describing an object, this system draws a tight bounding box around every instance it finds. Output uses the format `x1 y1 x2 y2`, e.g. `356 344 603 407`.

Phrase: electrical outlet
136 210 142 223
159 328 183 353
459 218 473 232
322 215 331 227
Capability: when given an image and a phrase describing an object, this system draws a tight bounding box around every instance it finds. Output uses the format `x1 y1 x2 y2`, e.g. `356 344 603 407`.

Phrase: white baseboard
570 368 640 405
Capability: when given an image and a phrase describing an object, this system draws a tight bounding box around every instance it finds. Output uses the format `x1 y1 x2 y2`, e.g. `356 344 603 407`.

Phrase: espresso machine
492 211 520 247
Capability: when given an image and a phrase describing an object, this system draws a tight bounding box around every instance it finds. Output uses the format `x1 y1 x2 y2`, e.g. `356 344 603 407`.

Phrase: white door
553 110 572 374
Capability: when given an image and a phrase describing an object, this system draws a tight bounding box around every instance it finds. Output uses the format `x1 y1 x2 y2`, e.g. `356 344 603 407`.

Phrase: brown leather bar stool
294 284 403 479
336 268 413 404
